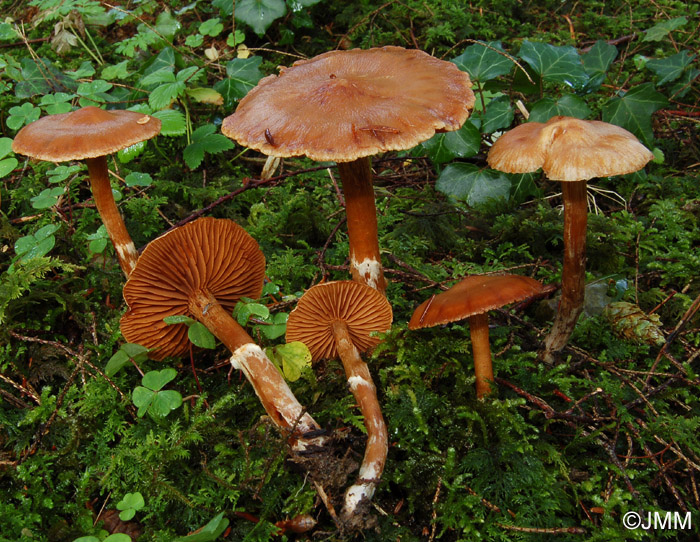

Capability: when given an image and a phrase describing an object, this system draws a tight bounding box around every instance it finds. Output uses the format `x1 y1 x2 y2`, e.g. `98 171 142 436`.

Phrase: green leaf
226 30 246 47
0 138 14 160
105 343 149 376
155 10 181 41
152 109 187 136
102 59 131 81
480 95 514 133
76 80 113 106
183 124 235 169
602 83 668 146
188 321 216 349
142 368 177 391
185 34 204 47
141 68 177 86
66 61 96 80
214 57 264 107
260 312 287 340
173 512 230 542
39 92 75 115
444 121 481 158
0 22 18 41
164 314 196 325
132 386 155 417
646 50 696 86
117 492 145 512
119 508 136 521
14 224 60 261
236 0 287 36
643 16 687 42
7 102 41 130
200 18 224 37
451 41 513 82
267 341 312 382
15 57 78 99
528 94 592 122
149 81 185 109
87 224 109 254
581 40 617 92
47 164 82 183
0 157 18 178
237 302 271 326
118 142 147 164
103 535 132 542
436 163 511 206
30 187 65 209
150 389 183 417
124 171 154 187
186 87 224 106
518 40 589 90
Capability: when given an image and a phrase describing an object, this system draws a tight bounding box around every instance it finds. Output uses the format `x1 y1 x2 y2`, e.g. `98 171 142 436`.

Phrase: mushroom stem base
189 291 323 451
331 320 388 521
542 180 588 362
85 156 138 276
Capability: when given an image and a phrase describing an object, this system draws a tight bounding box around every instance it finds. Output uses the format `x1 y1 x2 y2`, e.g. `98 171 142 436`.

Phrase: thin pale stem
85 156 138 276
189 291 322 451
337 158 387 294
469 312 494 399
543 180 588 362
331 320 388 522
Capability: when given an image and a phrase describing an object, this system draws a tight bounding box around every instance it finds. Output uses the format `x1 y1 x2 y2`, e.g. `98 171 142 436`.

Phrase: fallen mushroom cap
487 115 654 182
120 217 265 360
12 106 161 161
409 274 546 329
222 46 475 162
286 280 393 360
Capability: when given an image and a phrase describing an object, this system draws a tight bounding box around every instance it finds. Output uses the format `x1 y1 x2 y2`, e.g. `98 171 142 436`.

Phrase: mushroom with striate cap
409 274 546 399
286 280 392 526
487 116 653 362
12 106 161 276
120 217 324 452
222 46 475 294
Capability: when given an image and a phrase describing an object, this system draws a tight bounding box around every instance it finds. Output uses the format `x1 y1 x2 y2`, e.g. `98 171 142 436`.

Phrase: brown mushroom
487 116 653 362
12 106 161 276
286 281 392 524
121 217 323 451
222 46 475 293
409 274 546 398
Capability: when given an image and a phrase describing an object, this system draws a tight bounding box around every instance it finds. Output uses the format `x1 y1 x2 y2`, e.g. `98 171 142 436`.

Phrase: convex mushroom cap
12 106 161 161
222 46 475 162
487 115 654 182
121 217 265 360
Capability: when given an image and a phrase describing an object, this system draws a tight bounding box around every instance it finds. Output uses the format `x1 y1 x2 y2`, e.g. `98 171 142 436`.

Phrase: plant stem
469 312 494 399
337 158 387 294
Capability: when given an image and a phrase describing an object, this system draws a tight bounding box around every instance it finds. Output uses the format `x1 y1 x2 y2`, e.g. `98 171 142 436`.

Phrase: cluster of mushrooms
12 45 654 530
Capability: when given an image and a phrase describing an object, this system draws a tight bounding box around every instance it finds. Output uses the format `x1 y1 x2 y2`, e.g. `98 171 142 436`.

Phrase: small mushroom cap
12 106 161 162
121 217 265 360
409 274 545 329
222 46 475 162
286 281 393 361
487 116 653 182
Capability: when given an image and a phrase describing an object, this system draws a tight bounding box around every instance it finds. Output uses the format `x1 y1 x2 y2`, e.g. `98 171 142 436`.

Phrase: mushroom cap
487 116 654 182
120 217 265 360
12 106 161 162
222 46 475 162
286 281 393 361
409 274 545 329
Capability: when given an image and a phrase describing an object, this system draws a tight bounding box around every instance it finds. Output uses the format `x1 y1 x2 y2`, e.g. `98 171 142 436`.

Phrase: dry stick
0 373 41 405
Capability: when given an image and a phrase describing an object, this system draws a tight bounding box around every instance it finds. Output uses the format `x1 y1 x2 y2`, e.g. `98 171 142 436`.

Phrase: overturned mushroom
121 217 324 451
12 106 161 276
222 46 475 293
409 274 546 398
286 281 392 526
487 116 653 362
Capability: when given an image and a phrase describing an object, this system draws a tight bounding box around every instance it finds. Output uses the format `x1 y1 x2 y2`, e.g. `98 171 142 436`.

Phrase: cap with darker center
409 274 546 398
487 116 653 361
12 106 162 276
286 281 392 523
222 46 475 294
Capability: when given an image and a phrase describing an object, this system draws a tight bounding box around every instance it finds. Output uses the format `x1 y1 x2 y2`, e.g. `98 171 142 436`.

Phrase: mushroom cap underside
487 116 654 182
12 106 161 162
120 217 265 360
286 280 393 361
222 46 475 162
409 274 546 329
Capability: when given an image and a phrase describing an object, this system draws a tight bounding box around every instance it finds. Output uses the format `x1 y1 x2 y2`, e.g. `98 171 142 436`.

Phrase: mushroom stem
331 320 388 521
468 312 494 399
189 290 324 451
337 158 387 294
85 156 138 276
543 180 588 362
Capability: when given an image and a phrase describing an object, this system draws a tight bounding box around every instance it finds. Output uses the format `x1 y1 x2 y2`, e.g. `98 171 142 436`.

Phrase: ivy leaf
436 163 511 206
183 124 235 169
152 109 187 136
214 57 264 107
480 94 514 133
236 0 287 36
188 321 216 349
646 50 696 86
528 94 592 122
602 83 668 146
266 341 312 382
581 40 617 92
642 16 687 42
422 121 480 164
15 57 78 99
30 187 65 209
451 41 513 82
518 40 589 90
